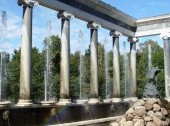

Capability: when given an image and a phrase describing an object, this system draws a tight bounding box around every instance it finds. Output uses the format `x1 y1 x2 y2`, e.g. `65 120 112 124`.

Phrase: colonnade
17 1 170 105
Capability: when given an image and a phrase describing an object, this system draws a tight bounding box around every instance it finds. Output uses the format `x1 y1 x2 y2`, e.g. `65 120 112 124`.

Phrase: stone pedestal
57 11 73 103
110 31 121 99
57 99 71 105
87 22 100 99
128 37 139 98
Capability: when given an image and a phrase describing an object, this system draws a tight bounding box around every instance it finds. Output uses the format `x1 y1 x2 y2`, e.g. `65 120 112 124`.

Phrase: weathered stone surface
119 118 126 125
134 106 146 117
126 114 134 121
134 99 145 106
146 98 158 105
147 110 155 117
165 119 170 125
161 108 168 116
117 98 169 126
125 121 134 126
146 121 156 126
155 111 164 120
144 116 153 122
161 121 168 126
125 108 134 115
134 119 144 126
116 116 123 123
110 122 119 126
133 118 139 124
145 103 153 111
153 104 161 112
153 116 162 126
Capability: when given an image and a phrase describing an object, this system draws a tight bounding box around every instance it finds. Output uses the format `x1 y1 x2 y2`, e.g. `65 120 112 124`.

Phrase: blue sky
0 0 170 54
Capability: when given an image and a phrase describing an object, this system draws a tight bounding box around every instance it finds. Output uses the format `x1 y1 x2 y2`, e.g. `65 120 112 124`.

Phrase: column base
164 97 170 102
103 99 113 103
112 98 122 103
0 101 11 107
88 98 100 104
76 99 89 104
124 97 138 102
57 99 71 105
17 100 32 107
41 101 56 106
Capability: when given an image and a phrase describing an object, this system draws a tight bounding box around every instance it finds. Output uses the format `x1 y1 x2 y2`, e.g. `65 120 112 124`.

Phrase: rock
136 99 145 106
146 121 156 126
133 118 139 124
119 118 126 125
146 98 158 105
147 110 155 117
161 121 168 126
161 108 168 116
153 116 162 126
125 121 134 126
165 119 170 125
155 111 164 120
134 119 145 126
110 122 118 126
125 108 134 115
153 104 161 112
126 114 134 121
145 103 153 111
157 99 162 106
116 116 123 123
144 116 153 122
134 106 146 117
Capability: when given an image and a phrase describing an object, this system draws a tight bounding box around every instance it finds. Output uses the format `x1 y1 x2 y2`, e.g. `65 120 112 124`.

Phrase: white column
57 11 73 104
87 22 101 103
110 31 121 102
160 32 170 102
127 37 138 101
17 0 38 106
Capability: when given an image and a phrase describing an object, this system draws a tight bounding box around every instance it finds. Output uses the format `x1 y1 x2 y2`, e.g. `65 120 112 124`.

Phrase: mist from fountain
123 41 130 98
76 29 88 104
148 43 152 73
104 38 109 99
42 21 55 105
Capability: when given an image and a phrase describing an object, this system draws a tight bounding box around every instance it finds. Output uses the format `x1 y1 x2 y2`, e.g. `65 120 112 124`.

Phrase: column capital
110 30 122 37
128 37 139 43
160 32 170 40
87 22 101 29
57 11 74 19
18 0 39 7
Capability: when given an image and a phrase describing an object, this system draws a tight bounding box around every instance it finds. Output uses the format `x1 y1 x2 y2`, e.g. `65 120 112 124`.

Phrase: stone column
17 0 38 106
57 11 73 104
87 22 100 103
110 31 122 102
128 37 138 101
160 33 170 102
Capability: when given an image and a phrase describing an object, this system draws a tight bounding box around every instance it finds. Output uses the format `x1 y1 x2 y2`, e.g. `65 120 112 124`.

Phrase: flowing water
44 21 52 101
0 11 7 101
104 38 110 99
123 41 130 98
148 43 152 74
78 29 87 99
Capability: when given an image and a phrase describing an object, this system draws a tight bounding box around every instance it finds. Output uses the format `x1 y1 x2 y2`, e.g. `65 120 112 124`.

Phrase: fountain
103 38 112 103
76 29 88 104
41 21 55 105
0 11 11 107
123 41 130 99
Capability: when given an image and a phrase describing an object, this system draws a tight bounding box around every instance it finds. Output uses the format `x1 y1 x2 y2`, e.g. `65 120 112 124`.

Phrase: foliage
5 37 165 103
